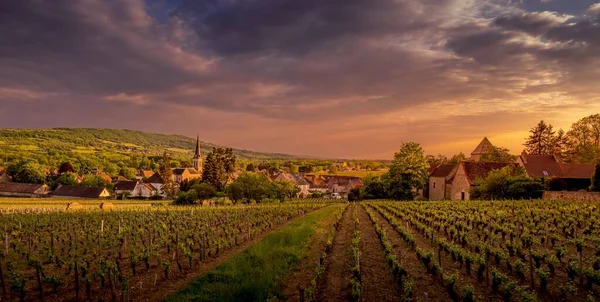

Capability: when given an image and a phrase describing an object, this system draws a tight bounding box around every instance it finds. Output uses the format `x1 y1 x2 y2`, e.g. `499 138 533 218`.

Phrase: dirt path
356 204 402 302
366 203 452 302
278 205 343 302
317 205 354 302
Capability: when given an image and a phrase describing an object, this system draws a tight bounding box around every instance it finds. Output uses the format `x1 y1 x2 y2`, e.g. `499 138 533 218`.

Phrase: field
0 199 599 301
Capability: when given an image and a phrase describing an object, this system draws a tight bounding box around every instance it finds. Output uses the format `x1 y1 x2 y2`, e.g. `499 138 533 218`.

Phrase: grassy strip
165 205 338 302
304 204 348 302
351 205 362 301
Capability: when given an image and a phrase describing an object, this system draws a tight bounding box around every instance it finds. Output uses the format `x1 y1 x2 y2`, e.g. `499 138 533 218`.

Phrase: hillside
0 128 298 160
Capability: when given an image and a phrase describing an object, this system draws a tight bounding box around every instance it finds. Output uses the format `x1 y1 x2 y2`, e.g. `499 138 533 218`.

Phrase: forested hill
0 128 298 160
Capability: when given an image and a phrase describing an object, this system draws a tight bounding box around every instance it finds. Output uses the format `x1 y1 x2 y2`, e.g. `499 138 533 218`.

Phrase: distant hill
0 128 299 160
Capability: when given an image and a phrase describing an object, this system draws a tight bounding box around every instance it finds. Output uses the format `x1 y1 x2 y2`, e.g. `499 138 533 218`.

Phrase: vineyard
1 199 599 301
0 200 328 301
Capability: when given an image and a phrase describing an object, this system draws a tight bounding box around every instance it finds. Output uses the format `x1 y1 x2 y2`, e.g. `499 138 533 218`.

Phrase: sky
1 0 600 159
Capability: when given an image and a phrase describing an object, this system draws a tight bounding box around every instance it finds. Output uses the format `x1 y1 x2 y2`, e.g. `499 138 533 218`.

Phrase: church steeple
192 135 202 172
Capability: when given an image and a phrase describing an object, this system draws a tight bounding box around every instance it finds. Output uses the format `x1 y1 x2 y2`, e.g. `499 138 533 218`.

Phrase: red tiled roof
560 163 595 179
462 161 514 185
430 164 457 178
519 155 563 178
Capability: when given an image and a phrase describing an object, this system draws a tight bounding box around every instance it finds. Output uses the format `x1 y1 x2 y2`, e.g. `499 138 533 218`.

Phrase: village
0 134 595 202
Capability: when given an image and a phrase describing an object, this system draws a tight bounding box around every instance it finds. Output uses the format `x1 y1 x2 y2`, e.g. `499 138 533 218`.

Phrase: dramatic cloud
1 0 599 158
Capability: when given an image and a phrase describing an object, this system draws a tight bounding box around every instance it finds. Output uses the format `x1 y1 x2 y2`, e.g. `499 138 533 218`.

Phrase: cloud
1 0 600 158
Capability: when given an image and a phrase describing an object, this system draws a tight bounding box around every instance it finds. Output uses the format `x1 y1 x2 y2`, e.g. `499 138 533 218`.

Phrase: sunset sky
1 1 600 159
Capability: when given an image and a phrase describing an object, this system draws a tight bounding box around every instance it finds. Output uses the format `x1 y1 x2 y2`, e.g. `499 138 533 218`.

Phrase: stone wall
543 191 600 202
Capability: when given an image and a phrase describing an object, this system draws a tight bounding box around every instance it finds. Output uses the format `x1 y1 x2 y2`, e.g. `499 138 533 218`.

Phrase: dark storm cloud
1 0 600 157
0 1 195 95
172 0 433 56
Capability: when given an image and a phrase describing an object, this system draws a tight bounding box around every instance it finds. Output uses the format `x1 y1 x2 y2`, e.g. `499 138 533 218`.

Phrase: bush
173 189 198 205
470 166 545 200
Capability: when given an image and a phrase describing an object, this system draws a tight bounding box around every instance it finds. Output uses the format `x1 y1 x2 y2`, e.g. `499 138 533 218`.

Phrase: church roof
471 137 494 155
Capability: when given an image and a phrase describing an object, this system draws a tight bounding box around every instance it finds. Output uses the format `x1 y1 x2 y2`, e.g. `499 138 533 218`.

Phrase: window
542 171 549 176
433 181 436 189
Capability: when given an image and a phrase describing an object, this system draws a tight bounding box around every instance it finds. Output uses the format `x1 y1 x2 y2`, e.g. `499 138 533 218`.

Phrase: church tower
192 135 202 172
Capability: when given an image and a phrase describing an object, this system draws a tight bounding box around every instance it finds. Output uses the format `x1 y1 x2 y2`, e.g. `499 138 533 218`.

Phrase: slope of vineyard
0 128 299 160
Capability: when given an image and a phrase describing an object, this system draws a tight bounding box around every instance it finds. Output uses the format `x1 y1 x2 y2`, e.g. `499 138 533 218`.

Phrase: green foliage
6 159 46 184
471 166 544 200
347 187 362 202
480 145 517 162
565 114 600 163
384 142 429 200
361 175 388 199
159 152 175 197
270 180 300 202
202 147 236 191
226 172 273 203
191 183 217 200
525 120 556 155
50 172 79 189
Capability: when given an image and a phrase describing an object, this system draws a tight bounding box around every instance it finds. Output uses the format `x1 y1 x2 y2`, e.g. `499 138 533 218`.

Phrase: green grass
166 205 339 302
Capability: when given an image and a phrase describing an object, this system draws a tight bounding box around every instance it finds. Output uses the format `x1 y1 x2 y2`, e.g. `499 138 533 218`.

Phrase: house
172 168 201 183
136 170 154 181
303 174 329 194
449 162 514 200
145 172 165 196
114 180 138 196
428 164 458 200
114 180 158 198
273 173 311 197
516 153 595 191
131 182 158 198
0 183 50 197
470 137 495 162
51 185 111 199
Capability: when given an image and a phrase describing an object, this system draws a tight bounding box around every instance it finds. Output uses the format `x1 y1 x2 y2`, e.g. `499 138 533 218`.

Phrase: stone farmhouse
429 137 596 200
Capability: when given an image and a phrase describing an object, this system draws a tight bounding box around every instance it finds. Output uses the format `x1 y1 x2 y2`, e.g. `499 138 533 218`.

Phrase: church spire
194 135 200 158
192 135 202 172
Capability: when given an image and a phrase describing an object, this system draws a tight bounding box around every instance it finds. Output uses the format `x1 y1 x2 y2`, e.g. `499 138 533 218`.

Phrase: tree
554 129 569 159
191 183 217 200
449 152 467 164
202 147 237 191
271 180 300 202
384 142 429 200
426 154 448 167
226 172 272 203
591 164 600 192
524 120 556 155
289 165 299 174
159 152 175 197
348 187 362 202
361 175 388 199
58 162 75 174
6 160 46 184
246 163 256 172
480 146 516 163
80 174 110 188
566 114 600 163
470 166 544 200
52 172 79 189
